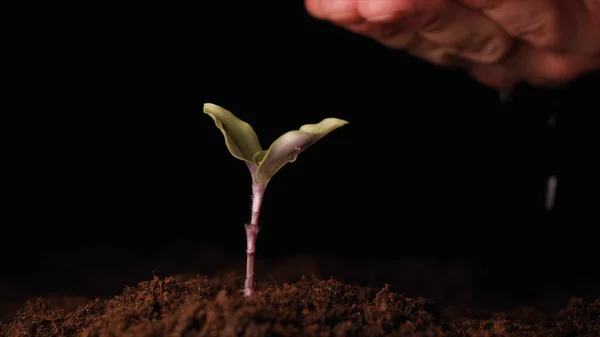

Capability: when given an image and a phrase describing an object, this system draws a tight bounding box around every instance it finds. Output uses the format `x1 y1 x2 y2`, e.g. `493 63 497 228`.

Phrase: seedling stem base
244 183 265 296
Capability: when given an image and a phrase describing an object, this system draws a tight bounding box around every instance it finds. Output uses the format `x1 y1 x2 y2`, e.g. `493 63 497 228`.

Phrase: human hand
305 0 600 89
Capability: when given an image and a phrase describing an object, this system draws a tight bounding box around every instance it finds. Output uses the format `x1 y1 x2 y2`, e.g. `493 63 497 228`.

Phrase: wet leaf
255 118 348 185
205 103 348 186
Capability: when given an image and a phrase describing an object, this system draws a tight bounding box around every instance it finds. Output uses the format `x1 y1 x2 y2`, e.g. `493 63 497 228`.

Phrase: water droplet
547 114 556 127
288 147 301 162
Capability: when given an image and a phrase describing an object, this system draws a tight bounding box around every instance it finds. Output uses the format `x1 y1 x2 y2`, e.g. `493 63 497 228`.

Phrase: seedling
203 103 348 296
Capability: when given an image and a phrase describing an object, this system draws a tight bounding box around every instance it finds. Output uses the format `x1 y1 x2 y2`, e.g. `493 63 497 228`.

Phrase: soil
1 271 598 337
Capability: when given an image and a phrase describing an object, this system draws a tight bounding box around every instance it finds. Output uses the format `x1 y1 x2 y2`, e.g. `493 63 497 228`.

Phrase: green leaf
254 118 348 186
203 103 263 164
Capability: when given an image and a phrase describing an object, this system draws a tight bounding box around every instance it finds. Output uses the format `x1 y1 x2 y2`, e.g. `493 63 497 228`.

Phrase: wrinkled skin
305 0 600 89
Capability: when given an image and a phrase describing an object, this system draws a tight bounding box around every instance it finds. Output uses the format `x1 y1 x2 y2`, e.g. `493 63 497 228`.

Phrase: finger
356 0 414 23
459 0 600 56
312 0 416 24
305 0 327 20
467 54 595 90
318 0 362 24
468 63 523 90
500 41 600 83
344 20 461 67
378 24 457 66
407 38 463 67
416 0 513 64
342 1 441 36
346 0 512 64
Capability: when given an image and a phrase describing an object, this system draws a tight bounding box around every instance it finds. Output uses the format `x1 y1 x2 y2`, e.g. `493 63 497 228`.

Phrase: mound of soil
1 273 598 337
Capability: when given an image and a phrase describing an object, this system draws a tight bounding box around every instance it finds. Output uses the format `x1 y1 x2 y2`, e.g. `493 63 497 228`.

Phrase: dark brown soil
1 273 598 337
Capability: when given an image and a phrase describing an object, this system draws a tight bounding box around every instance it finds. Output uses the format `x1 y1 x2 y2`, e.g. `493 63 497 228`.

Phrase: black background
3 2 598 314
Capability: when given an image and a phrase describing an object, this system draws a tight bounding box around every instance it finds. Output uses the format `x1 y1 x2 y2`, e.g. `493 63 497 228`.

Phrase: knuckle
411 46 456 67
466 34 513 64
375 26 416 49
504 9 562 50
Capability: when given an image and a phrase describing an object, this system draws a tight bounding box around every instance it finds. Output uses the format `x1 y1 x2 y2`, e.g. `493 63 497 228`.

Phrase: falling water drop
288 155 297 163
545 175 557 211
498 89 512 102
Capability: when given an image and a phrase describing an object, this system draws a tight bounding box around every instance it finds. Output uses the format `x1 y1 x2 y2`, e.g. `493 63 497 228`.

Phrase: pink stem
244 183 265 296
